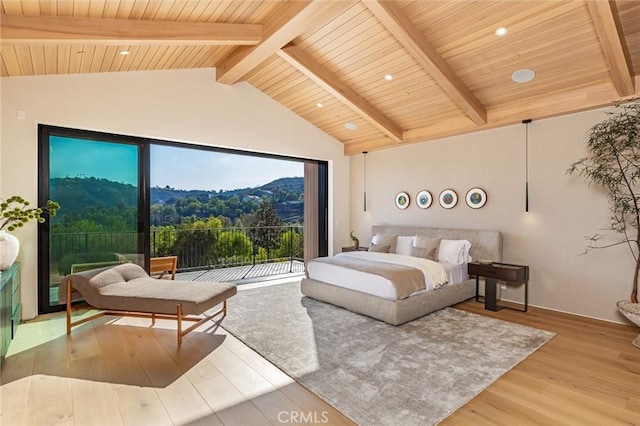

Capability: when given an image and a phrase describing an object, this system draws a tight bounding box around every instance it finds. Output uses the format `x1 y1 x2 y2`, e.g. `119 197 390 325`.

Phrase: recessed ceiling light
495 27 508 36
344 122 357 130
316 102 324 108
119 50 130 56
384 74 393 81
512 68 535 83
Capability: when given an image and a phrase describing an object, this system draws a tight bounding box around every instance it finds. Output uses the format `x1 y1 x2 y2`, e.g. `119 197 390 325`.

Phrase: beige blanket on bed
309 256 425 300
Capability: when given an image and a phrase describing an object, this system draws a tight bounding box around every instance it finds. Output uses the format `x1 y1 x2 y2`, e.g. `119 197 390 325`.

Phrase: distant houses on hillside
242 195 263 203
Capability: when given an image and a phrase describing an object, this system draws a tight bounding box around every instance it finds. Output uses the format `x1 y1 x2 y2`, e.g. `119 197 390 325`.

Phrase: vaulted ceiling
1 1 639 155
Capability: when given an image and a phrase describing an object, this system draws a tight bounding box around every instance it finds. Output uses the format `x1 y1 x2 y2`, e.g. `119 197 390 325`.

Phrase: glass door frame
37 125 329 314
37 124 151 314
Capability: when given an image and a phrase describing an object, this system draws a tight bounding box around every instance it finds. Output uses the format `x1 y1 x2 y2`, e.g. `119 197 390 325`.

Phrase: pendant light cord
363 151 368 212
523 119 532 213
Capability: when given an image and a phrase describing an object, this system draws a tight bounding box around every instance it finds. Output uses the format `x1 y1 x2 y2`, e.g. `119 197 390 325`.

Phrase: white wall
350 108 633 323
0 68 350 319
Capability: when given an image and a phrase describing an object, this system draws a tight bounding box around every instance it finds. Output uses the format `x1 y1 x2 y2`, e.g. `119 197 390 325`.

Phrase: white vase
617 300 640 349
0 230 20 270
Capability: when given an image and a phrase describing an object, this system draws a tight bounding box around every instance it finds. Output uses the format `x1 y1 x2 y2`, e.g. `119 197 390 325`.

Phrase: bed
301 226 503 325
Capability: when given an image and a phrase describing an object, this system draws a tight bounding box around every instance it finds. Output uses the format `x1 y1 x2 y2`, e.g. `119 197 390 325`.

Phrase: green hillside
50 176 304 224
151 176 303 204
51 177 138 220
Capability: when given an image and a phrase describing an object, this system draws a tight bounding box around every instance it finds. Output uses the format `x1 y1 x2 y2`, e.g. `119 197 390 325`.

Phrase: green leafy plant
567 101 640 303
0 196 60 232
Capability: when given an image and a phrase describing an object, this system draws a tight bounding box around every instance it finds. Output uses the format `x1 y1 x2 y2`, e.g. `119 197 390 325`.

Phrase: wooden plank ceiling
1 0 639 155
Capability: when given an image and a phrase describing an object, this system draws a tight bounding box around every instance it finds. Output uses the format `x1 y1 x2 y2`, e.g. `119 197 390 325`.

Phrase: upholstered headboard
371 225 503 263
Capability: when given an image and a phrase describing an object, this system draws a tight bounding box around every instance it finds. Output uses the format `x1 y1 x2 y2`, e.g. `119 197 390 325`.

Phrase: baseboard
499 297 631 326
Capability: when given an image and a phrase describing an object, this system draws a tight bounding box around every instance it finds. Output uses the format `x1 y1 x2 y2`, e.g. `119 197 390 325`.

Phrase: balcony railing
51 225 304 277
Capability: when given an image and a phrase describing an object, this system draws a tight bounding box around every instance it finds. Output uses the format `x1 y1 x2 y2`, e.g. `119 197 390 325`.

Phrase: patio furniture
59 263 237 345
150 255 178 280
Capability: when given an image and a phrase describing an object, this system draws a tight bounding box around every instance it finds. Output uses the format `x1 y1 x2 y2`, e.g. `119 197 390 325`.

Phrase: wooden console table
468 261 529 312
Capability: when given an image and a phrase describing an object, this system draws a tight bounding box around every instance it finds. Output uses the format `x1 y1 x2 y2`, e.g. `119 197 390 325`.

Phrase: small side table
468 262 529 312
342 246 369 252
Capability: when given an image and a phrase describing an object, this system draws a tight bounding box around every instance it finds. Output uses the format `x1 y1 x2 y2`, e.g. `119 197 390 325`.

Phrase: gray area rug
221 281 554 425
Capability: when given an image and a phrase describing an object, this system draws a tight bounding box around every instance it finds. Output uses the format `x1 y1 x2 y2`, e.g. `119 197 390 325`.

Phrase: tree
567 101 640 303
175 197 202 217
150 225 177 257
276 228 303 260
151 204 178 226
249 199 283 254
237 212 257 228
213 231 252 264
170 216 222 268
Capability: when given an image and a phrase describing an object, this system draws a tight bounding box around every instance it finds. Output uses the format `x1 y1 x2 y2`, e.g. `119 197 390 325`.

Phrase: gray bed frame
301 226 503 325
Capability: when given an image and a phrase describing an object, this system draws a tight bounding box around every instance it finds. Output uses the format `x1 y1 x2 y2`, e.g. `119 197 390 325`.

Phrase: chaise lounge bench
59 263 237 345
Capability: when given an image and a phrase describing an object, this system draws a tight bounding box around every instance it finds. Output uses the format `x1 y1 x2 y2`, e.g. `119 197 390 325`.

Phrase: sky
50 136 139 185
49 137 303 191
151 145 303 191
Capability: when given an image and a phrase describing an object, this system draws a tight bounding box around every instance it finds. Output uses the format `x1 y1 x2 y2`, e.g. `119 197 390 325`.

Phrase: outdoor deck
49 260 305 305
176 260 305 283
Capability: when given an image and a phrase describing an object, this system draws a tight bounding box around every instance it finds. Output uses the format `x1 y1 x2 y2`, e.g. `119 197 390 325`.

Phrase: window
38 125 327 314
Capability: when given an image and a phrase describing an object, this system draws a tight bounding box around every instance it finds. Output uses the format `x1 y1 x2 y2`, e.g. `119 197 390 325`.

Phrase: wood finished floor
1 294 638 426
450 300 640 426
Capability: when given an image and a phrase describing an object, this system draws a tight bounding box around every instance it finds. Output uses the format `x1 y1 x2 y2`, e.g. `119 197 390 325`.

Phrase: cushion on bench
60 263 237 315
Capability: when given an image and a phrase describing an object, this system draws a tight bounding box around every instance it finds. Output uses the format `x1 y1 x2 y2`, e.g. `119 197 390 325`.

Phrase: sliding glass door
38 125 329 314
38 125 148 314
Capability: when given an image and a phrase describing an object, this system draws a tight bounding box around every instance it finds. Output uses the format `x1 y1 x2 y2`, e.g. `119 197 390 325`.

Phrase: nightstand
468 262 529 312
342 246 369 252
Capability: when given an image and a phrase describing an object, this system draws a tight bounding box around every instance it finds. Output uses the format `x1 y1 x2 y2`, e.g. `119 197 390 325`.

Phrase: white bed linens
443 262 469 287
306 251 450 301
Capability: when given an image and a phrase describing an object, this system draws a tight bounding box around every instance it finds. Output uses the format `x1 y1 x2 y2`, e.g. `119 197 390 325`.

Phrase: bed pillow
410 245 437 260
369 243 390 253
413 236 441 251
437 239 472 265
412 236 440 260
394 235 415 256
371 234 397 253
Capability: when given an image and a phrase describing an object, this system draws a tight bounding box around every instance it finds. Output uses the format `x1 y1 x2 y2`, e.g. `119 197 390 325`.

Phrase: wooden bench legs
176 301 227 346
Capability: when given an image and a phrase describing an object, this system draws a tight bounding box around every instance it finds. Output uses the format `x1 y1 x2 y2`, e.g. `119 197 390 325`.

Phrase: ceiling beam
279 44 404 143
362 0 487 126
344 75 640 155
343 138 397 155
215 0 354 85
0 15 262 46
586 0 635 97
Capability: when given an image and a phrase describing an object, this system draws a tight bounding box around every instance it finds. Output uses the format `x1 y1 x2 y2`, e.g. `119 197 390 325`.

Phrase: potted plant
567 100 640 347
350 231 360 249
0 196 59 270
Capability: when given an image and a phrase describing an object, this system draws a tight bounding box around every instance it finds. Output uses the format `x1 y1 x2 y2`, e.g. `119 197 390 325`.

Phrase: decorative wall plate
439 189 458 209
466 187 487 209
416 190 433 209
395 191 410 209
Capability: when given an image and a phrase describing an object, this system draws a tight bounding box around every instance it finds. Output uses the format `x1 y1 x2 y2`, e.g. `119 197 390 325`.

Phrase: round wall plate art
439 189 458 209
466 187 487 209
416 190 433 209
395 191 410 209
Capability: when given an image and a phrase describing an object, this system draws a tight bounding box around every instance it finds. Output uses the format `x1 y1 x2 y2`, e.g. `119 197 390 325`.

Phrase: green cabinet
1 262 20 369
